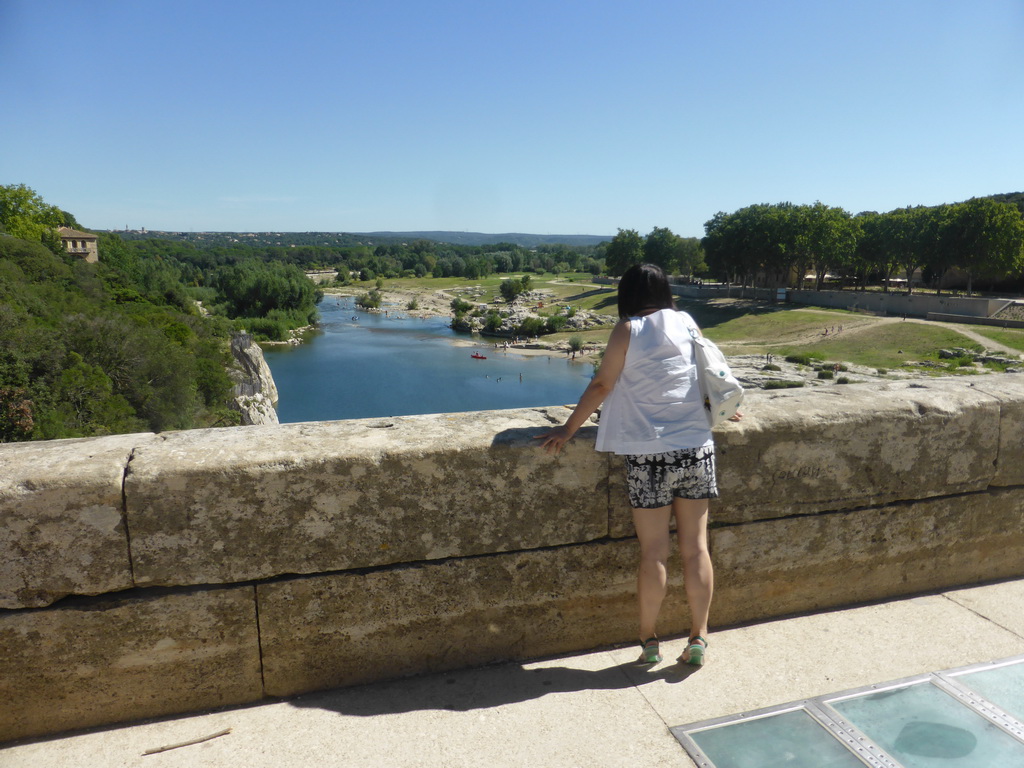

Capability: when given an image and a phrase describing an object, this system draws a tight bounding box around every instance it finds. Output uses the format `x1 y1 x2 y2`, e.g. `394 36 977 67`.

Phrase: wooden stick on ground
142 727 232 756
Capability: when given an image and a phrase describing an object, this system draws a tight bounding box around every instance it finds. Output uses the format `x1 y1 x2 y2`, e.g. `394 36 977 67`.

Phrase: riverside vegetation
0 185 320 441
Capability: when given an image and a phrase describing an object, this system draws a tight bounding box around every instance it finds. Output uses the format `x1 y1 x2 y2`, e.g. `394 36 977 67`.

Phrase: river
261 296 596 423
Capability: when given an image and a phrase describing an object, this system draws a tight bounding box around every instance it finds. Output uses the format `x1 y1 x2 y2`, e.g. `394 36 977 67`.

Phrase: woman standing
537 263 734 666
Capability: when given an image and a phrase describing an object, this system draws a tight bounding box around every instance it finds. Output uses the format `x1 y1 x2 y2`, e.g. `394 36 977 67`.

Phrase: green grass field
773 324 984 369
968 327 1024 353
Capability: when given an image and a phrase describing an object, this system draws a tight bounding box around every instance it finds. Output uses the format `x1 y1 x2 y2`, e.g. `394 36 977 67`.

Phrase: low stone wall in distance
3 376 1024 741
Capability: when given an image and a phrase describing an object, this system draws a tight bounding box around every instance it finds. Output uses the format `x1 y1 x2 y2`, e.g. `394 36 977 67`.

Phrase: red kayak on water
471 352 487 359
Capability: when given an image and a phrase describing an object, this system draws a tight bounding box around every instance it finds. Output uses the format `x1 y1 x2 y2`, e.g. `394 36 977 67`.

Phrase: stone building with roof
57 226 99 263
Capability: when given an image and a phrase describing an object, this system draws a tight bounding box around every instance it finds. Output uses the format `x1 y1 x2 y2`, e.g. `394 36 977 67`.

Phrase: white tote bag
686 323 744 427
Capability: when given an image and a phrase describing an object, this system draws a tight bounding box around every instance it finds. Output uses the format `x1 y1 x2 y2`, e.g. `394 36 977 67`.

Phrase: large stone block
713 379 1005 523
125 408 610 588
966 375 1024 487
710 488 1024 627
0 433 153 609
257 540 688 697
0 585 261 742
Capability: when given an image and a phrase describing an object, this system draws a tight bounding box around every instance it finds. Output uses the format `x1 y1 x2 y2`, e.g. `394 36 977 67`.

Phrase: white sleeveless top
595 309 713 455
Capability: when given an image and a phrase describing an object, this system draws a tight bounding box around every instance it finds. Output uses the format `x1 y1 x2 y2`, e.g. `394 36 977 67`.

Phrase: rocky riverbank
323 285 613 358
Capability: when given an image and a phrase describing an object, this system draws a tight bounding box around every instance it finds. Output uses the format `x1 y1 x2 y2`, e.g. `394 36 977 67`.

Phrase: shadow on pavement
288 656 703 717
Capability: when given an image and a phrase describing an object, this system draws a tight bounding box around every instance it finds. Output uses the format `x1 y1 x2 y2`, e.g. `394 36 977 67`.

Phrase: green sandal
680 635 707 667
638 637 662 664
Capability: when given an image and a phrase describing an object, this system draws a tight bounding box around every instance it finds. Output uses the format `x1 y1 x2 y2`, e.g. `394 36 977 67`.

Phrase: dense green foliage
0 235 239 441
0 184 78 253
702 197 1024 294
499 274 532 302
0 183 337 441
604 227 705 277
115 233 604 285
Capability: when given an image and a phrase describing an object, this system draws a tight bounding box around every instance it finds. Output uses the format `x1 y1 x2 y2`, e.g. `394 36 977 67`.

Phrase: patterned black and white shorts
624 445 718 509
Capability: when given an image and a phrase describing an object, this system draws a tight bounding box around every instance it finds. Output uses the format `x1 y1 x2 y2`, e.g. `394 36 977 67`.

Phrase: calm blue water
261 296 595 423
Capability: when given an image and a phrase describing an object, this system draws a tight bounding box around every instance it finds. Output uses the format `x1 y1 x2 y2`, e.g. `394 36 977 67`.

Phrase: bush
450 297 473 314
762 363 781 371
763 379 805 389
356 290 382 309
517 316 546 337
837 376 851 384
817 370 834 380
876 368 888 375
484 311 503 333
239 316 289 341
545 315 568 333
406 298 419 311
785 354 815 366
500 278 530 302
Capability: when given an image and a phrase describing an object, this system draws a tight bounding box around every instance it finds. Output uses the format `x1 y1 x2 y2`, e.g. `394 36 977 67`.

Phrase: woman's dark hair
617 263 675 319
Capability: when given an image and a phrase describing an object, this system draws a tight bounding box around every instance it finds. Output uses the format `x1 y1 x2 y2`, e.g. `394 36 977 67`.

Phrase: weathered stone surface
229 332 279 425
965 375 1024 487
5 375 1024 741
712 379 1007 523
0 433 154 609
125 407 609 588
710 488 1024 627
0 586 261 741
257 540 688 697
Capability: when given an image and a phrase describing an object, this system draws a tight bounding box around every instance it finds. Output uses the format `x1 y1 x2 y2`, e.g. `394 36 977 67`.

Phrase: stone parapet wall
2 377 1024 741
928 312 1024 329
786 289 1009 319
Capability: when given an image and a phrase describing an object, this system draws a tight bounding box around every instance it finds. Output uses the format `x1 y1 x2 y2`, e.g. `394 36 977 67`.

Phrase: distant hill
356 231 611 247
107 230 611 248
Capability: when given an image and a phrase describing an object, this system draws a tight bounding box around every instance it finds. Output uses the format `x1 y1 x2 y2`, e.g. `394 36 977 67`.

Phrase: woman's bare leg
631 505 672 642
673 497 713 641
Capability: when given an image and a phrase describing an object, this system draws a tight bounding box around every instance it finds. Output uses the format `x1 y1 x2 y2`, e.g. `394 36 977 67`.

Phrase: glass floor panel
829 681 1024 767
687 708 870 768
672 655 1024 768
951 659 1024 723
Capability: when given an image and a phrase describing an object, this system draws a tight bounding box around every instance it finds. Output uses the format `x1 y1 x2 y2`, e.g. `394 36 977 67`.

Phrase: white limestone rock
229 333 279 425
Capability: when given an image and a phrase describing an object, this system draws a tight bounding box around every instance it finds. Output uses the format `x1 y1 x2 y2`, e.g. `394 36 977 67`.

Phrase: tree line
122 236 605 283
698 199 1024 294
604 227 706 278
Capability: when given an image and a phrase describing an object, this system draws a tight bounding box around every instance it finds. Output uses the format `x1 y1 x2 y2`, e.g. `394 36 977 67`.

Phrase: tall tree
0 183 69 253
604 228 644 276
853 212 899 291
882 208 927 293
805 203 858 291
676 237 707 277
643 227 681 273
945 198 1024 294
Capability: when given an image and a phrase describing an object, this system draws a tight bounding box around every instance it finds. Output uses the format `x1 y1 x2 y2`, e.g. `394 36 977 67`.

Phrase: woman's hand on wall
535 425 574 455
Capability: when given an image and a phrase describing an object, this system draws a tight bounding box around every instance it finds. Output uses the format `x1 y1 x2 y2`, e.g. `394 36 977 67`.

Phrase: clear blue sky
3 0 1022 238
